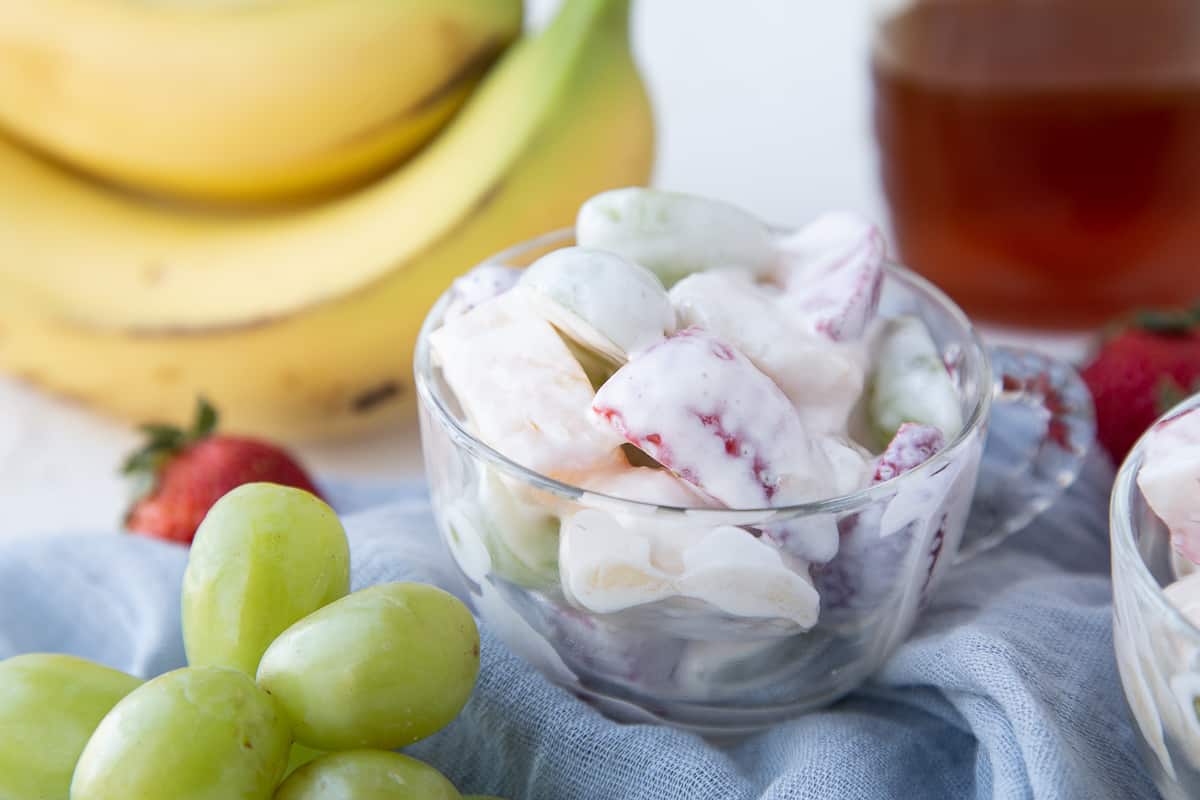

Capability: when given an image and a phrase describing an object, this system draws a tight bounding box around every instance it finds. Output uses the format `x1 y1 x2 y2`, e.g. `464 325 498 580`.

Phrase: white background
0 2 885 537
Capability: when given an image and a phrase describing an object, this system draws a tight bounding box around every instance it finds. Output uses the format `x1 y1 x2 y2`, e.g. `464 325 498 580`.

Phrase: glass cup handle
956 345 1096 562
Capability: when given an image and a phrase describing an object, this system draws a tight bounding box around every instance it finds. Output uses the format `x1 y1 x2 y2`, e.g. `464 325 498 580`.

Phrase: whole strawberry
123 398 322 545
1081 308 1200 464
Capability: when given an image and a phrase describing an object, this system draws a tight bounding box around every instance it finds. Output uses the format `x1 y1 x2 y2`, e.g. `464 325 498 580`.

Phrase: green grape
562 334 618 390
866 315 964 449
576 187 776 287
284 743 324 778
468 470 559 590
182 482 350 675
274 750 460 800
70 666 291 800
256 582 480 751
0 654 141 800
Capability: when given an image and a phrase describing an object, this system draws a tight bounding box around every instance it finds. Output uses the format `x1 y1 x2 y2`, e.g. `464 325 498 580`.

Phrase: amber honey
874 0 1200 328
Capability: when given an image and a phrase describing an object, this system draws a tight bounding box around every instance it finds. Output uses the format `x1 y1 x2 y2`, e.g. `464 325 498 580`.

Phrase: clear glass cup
415 229 1094 734
1112 393 1200 800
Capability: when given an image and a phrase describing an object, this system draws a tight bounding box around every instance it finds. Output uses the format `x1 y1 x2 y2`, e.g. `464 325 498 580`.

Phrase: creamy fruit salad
428 188 964 632
1117 405 1200 790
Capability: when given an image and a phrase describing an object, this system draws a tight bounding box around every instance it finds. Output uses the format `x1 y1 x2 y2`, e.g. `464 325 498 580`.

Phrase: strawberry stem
1156 376 1190 414
190 396 219 440
121 396 218 478
1135 303 1200 335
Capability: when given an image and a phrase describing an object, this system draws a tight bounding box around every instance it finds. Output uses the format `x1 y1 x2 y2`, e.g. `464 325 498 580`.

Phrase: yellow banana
0 0 654 442
0 0 522 204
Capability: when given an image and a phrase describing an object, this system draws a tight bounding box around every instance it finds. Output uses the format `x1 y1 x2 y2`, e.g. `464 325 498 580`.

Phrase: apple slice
591 328 835 508
518 246 674 363
430 291 622 478
776 212 886 342
576 187 776 287
670 270 867 433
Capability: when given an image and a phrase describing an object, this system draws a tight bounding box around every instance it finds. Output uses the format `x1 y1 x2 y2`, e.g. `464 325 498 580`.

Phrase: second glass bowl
1112 393 1200 800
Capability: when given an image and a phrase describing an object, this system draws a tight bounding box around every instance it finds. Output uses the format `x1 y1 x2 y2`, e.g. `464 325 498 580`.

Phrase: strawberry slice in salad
776 212 886 342
873 423 947 484
591 328 835 508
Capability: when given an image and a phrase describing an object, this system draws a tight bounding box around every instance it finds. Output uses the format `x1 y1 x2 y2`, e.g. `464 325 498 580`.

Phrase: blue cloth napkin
0 455 1158 800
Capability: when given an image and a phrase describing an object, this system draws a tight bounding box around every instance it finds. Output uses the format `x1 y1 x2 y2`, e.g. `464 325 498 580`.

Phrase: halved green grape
518 246 673 362
866 315 963 449
576 187 776 287
274 751 460 800
0 654 141 800
284 743 325 779
256 583 480 751
473 470 560 590
70 666 291 800
182 482 350 675
561 333 618 390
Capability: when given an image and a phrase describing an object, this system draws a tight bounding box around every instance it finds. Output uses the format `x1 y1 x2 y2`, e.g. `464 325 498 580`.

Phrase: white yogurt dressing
669 270 869 434
1140 408 1200 566
434 192 961 626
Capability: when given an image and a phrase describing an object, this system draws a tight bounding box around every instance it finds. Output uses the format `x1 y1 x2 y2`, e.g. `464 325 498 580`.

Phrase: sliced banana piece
576 187 776 287
676 525 819 628
559 509 819 628
559 509 677 613
429 291 621 477
670 270 867 434
518 246 673 362
866 315 963 448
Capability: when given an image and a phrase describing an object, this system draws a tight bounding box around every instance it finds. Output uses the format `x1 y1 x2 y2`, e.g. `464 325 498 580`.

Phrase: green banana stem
553 0 633 41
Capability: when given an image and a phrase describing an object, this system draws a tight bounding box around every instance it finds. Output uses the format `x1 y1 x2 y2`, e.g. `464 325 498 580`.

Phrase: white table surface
0 2 1079 538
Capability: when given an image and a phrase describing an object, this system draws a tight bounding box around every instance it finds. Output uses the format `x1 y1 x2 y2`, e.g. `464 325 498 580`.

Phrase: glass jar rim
1111 393 1200 642
414 227 993 518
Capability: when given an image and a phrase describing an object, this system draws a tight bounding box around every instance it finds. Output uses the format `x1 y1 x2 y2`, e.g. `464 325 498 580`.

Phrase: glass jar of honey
873 0 1200 329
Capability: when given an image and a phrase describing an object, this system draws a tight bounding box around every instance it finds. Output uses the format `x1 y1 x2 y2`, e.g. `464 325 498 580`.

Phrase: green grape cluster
0 483 504 800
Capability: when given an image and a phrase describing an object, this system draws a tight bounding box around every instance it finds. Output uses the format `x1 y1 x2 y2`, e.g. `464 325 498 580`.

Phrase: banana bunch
0 0 655 440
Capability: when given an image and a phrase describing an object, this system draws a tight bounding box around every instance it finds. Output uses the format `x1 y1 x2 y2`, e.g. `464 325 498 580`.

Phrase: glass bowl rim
414 226 993 518
1111 392 1200 641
